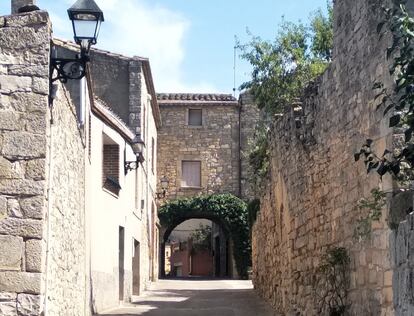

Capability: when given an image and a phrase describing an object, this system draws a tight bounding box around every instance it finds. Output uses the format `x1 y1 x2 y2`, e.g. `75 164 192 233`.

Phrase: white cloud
50 0 218 93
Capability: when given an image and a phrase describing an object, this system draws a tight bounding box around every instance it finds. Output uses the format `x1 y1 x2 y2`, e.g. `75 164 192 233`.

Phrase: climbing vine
159 194 250 278
356 1 414 180
314 247 351 316
354 189 387 240
355 1 414 233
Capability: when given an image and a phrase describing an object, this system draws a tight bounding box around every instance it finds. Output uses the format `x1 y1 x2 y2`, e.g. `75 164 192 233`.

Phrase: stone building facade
157 93 241 199
251 0 412 315
156 93 259 278
0 3 161 316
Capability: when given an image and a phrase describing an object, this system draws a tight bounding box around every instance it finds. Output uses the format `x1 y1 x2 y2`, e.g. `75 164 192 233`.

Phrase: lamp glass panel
73 19 98 40
161 179 169 189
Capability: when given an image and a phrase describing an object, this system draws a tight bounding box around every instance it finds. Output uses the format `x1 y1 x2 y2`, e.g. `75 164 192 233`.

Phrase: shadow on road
98 279 276 316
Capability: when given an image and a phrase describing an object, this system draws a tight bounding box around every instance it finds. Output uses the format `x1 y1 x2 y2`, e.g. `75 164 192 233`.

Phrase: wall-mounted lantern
125 137 145 174
156 176 169 199
51 0 104 83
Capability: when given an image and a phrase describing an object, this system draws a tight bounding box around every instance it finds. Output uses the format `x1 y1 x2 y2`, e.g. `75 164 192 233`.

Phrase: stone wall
44 83 87 315
252 0 398 315
157 100 240 200
0 10 88 316
391 212 414 315
0 10 51 316
239 92 260 201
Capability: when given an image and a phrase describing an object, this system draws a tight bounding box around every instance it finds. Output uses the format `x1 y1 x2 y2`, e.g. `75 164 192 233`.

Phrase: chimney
11 0 37 14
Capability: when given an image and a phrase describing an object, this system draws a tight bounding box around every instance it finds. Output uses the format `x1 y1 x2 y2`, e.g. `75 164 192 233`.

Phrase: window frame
187 108 203 127
180 160 202 188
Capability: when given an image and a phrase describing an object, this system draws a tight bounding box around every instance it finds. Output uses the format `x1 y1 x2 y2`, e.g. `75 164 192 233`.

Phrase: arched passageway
158 194 250 279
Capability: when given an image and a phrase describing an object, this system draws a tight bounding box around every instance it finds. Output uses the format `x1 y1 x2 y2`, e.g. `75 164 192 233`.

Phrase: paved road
99 279 277 316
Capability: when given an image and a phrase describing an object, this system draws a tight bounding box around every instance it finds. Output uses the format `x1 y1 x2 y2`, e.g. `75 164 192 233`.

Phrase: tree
238 2 333 191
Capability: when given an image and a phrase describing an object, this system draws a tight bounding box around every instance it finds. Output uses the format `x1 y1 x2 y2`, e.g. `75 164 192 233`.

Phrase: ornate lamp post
156 176 169 199
125 137 145 174
51 0 104 82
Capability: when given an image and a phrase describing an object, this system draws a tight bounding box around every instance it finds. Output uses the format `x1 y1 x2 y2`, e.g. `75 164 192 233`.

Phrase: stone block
17 294 41 316
0 302 17 316
8 199 22 218
0 218 42 239
0 235 23 271
31 77 48 95
0 272 41 294
0 111 22 131
0 292 17 301
0 157 24 179
25 239 43 273
8 65 48 78
384 270 393 287
24 114 46 134
20 197 44 220
9 93 47 114
24 159 45 181
0 75 31 94
0 196 7 220
0 179 44 196
2 132 46 159
0 25 49 51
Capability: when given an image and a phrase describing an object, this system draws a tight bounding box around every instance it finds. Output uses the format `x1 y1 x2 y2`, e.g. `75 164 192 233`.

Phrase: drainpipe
238 98 242 198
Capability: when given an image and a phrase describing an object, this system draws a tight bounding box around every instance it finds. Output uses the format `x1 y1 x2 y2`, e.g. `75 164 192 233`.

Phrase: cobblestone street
98 279 276 316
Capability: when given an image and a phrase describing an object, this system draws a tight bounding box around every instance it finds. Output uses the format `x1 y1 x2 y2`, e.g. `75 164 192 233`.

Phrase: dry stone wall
252 0 399 315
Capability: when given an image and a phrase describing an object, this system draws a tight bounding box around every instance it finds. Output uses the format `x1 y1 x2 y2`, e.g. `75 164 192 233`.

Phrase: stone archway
158 194 250 279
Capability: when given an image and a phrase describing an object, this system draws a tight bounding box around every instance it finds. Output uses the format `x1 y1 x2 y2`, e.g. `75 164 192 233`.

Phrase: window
181 161 201 187
188 109 202 126
102 138 121 196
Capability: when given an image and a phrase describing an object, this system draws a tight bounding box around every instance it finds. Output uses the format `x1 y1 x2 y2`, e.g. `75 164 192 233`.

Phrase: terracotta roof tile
157 93 237 104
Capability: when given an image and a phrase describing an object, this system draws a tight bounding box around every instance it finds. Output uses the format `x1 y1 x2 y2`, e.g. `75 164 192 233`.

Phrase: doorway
214 236 221 277
119 226 125 301
132 239 140 295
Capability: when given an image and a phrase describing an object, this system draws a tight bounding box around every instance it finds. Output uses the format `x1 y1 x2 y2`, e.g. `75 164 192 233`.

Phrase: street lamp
125 137 145 174
156 176 169 199
51 0 104 83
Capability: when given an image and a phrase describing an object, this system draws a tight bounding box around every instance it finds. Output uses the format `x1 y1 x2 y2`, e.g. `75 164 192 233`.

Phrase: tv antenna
233 35 237 97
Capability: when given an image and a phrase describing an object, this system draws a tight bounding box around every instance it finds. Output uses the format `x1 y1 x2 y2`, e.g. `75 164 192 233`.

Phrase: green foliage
190 224 212 253
238 3 333 115
159 194 251 278
315 247 350 316
356 2 414 181
354 189 387 240
310 3 334 61
238 2 333 192
248 125 270 191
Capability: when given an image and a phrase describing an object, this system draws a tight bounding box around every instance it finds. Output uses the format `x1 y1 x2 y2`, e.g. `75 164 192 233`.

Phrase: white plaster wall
87 113 146 312
86 77 158 313
140 75 159 283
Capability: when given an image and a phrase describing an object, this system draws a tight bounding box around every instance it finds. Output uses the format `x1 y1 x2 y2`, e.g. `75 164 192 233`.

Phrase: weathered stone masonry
0 10 87 316
252 0 402 315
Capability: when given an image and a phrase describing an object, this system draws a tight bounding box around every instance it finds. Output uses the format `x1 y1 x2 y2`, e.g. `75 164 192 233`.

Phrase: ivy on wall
159 194 251 278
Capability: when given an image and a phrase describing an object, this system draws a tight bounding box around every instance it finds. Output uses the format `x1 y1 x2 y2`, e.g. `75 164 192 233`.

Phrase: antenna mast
233 35 237 97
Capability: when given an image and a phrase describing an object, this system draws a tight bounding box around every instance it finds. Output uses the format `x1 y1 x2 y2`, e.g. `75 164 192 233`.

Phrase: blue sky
0 0 329 94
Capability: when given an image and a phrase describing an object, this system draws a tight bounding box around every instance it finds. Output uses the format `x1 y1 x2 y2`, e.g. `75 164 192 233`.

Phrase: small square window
188 109 202 126
181 161 201 187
